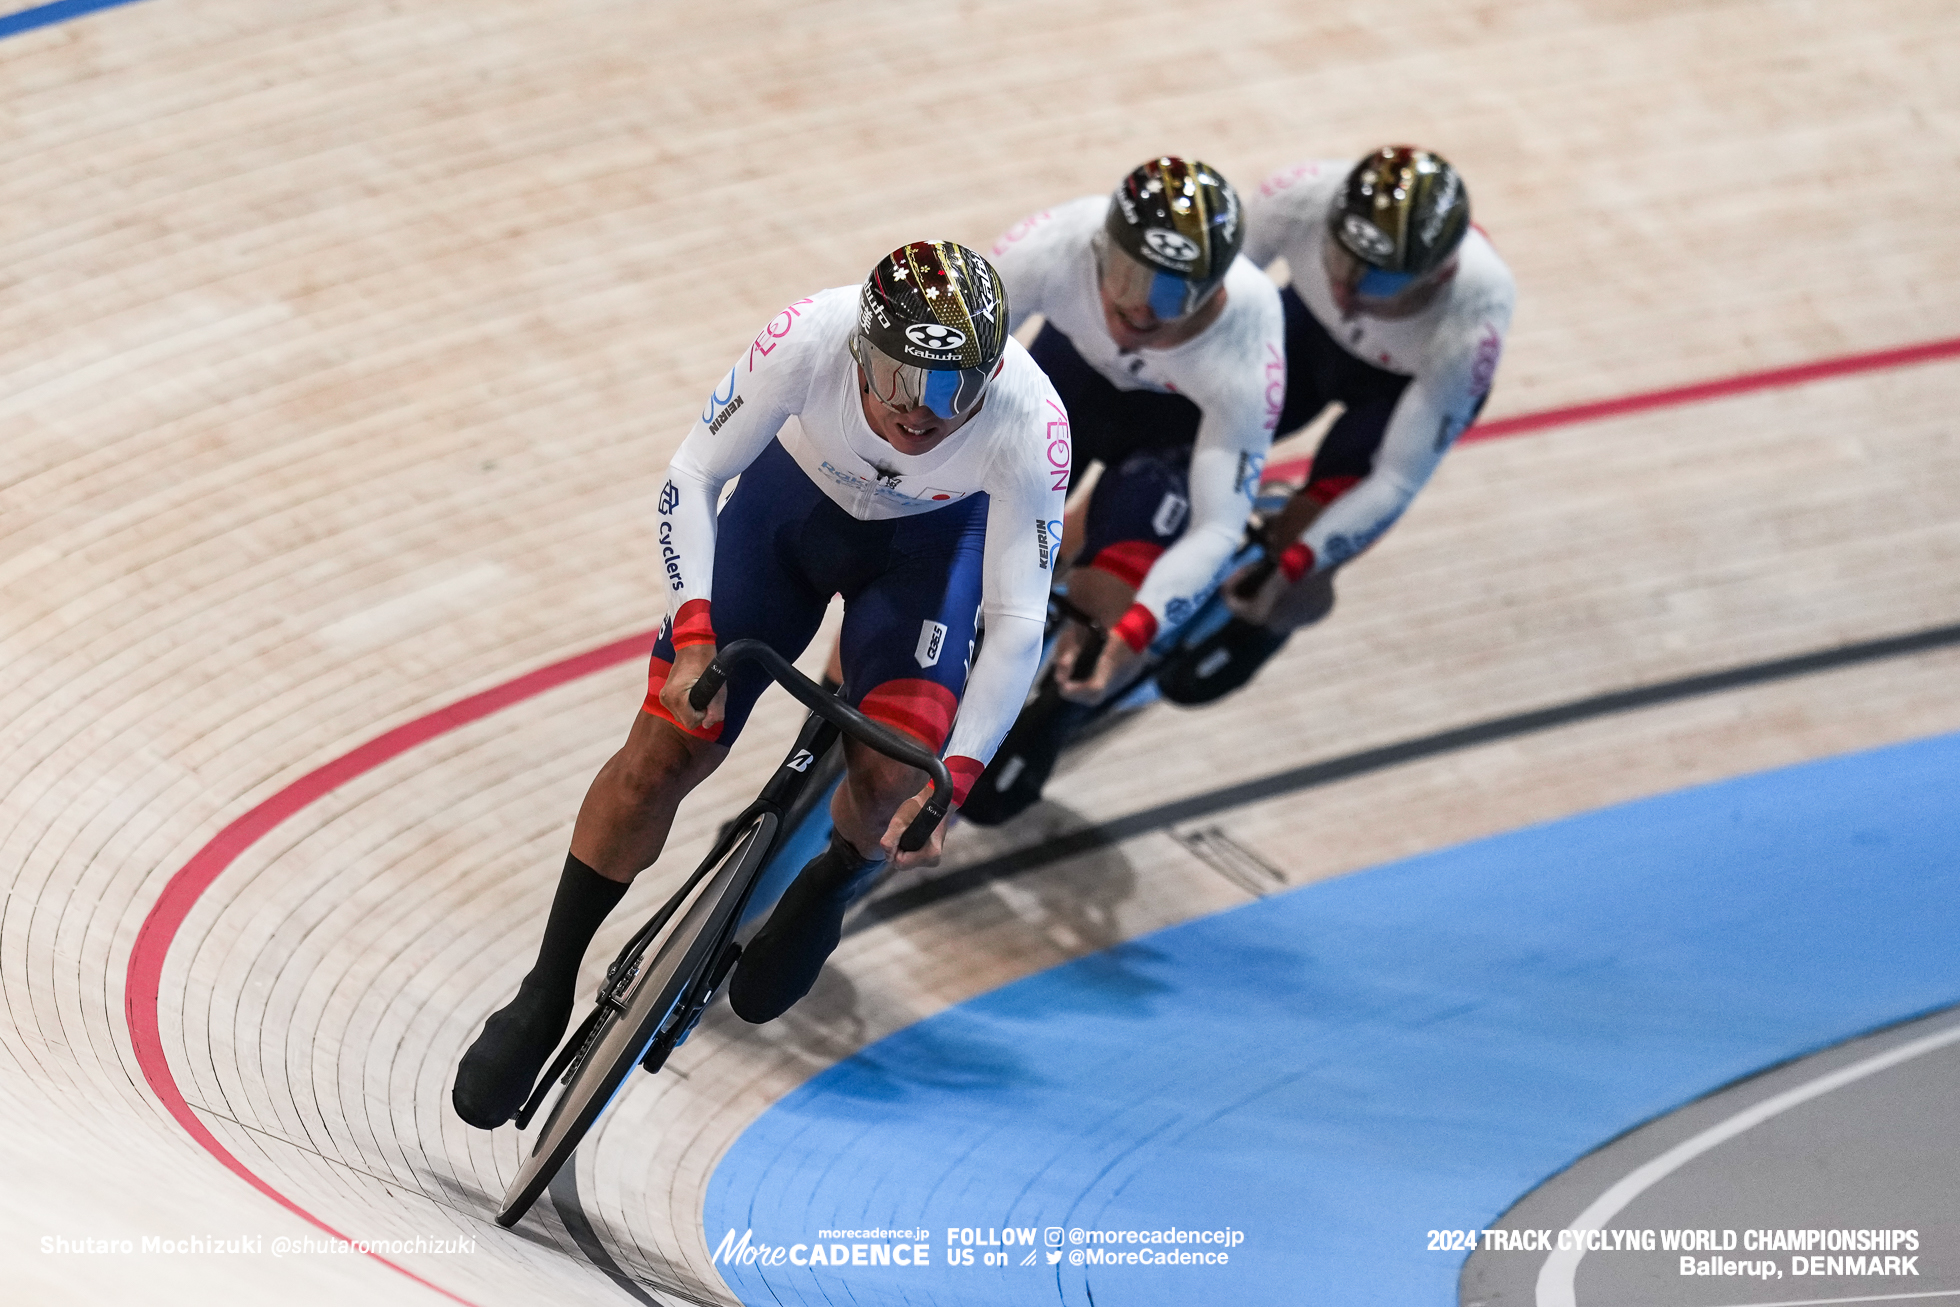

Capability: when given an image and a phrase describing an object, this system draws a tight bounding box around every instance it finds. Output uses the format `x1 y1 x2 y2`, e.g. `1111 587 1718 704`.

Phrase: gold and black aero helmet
1328 147 1470 294
1101 157 1244 320
852 241 1009 420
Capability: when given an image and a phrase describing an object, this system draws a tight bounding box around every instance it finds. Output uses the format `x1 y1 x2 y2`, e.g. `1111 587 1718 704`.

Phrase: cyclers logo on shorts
916 620 948 669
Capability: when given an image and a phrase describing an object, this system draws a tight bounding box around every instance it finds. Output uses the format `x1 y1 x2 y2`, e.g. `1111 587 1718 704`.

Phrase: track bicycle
493 639 951 1227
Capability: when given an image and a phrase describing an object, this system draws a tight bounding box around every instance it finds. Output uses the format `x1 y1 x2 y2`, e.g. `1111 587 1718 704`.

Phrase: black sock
520 854 630 1004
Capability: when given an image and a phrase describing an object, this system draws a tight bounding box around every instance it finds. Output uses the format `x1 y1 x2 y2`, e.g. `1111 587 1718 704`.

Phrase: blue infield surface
704 730 1960 1305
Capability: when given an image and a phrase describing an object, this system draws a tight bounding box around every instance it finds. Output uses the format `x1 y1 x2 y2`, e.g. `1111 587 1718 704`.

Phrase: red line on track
1463 333 1960 443
120 332 1960 1300
123 631 660 1305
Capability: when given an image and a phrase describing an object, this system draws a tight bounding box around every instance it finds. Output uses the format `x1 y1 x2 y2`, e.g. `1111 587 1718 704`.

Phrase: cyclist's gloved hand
881 780 947 870
662 642 727 731
1056 606 1145 706
1224 558 1287 625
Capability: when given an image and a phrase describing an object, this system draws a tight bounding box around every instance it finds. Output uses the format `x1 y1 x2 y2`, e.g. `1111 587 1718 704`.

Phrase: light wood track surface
3 0 1957 1302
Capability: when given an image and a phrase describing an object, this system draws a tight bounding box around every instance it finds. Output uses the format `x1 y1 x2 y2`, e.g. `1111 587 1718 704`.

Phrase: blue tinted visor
852 333 995 420
1099 237 1210 323
1353 265 1417 298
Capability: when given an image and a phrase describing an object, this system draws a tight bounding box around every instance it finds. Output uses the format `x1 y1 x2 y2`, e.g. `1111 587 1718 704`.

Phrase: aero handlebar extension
686 639 953 853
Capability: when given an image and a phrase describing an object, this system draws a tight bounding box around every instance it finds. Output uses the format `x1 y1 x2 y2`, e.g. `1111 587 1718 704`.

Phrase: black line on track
549 1162 665 1305
848 618 1960 933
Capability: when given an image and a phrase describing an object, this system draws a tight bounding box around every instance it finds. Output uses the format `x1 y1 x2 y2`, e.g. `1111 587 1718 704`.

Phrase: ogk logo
1340 214 1396 261
1143 228 1201 264
905 322 967 351
915 620 948 669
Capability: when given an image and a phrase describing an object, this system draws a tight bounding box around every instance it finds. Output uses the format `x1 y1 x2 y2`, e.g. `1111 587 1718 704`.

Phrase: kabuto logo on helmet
1340 214 1397 262
1142 229 1202 265
905 322 968 351
1419 168 1461 245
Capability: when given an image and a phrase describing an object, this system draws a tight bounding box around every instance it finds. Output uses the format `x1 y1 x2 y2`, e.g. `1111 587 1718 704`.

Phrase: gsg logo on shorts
1152 491 1189 538
915 620 948 669
1143 228 1201 265
905 323 967 351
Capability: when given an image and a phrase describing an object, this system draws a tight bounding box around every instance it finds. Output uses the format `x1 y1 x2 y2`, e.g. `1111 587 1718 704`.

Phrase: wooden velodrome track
4 0 1958 1302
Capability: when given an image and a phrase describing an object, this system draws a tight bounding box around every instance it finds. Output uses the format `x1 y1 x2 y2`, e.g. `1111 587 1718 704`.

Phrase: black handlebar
1047 593 1108 678
1232 556 1278 601
686 639 953 853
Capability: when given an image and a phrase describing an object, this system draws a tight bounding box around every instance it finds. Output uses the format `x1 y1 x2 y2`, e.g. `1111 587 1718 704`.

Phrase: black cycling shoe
1156 617 1290 705
728 831 885 1024
452 980 573 1129
956 680 1096 826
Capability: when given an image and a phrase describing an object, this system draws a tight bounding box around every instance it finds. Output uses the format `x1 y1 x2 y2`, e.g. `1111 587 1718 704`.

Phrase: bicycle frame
494 639 952 1226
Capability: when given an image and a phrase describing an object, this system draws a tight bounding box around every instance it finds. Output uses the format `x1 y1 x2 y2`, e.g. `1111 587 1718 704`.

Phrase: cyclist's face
856 366 976 455
1096 239 1214 351
1322 239 1454 319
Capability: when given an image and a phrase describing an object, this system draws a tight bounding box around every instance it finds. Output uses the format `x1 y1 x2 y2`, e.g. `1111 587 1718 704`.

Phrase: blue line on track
1 0 149 40
705 730 1960 1305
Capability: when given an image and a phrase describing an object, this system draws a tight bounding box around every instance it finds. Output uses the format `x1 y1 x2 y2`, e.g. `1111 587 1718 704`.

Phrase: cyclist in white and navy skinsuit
958 157 1284 825
453 243 1068 1129
992 157 1284 672
1156 146 1517 704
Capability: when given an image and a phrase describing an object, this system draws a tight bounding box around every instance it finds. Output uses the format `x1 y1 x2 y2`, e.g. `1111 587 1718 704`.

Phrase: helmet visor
850 333 996 420
1323 240 1419 303
1095 235 1210 324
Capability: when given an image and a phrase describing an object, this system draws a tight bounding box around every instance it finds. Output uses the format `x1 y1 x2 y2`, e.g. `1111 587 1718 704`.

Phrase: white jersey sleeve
1296 304 1508 570
1128 257 1287 634
654 296 832 632
943 386 1071 774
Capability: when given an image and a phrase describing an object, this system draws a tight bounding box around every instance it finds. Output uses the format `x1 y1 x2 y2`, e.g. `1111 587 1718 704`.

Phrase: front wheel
494 810 778 1228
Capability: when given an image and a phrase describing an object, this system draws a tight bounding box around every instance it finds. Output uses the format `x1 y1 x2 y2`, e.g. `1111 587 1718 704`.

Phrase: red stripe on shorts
642 653 725 741
857 678 960 752
670 598 715 649
1088 540 1166 590
1303 474 1362 506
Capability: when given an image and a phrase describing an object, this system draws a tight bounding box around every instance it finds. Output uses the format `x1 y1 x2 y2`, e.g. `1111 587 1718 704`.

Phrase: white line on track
1703 1291 1960 1307
1534 1019 1960 1307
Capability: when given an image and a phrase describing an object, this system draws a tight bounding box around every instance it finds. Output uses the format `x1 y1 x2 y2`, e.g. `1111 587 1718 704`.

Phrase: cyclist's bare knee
832 739 924 854
614 710 723 798
1063 565 1135 627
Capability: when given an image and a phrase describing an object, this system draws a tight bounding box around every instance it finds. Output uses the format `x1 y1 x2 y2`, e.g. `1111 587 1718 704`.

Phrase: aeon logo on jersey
1143 228 1201 265
915 620 948 669
905 323 966 351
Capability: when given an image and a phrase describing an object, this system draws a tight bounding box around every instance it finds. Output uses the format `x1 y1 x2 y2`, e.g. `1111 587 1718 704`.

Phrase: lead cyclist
452 242 1068 1129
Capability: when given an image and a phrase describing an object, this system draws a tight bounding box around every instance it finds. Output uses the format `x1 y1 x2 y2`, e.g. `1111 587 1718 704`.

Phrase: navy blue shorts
1028 323 1200 586
644 439 989 750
